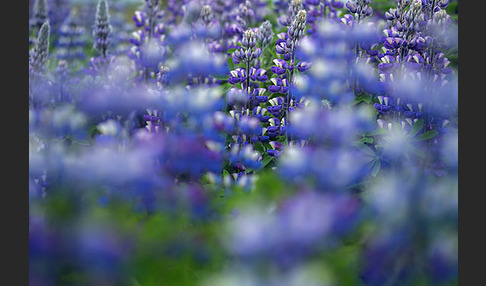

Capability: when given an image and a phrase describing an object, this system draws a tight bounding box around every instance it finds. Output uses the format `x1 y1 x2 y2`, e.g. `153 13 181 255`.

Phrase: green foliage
413 130 438 141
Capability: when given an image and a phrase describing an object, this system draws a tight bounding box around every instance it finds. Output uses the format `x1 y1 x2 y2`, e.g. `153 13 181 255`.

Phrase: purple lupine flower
275 38 290 55
252 106 270 122
129 30 146 46
249 67 268 82
133 11 147 28
251 88 268 103
225 23 244 37
156 65 170 88
270 59 288 76
296 61 311 72
229 68 247 84
345 0 373 21
372 96 393 116
268 78 290 94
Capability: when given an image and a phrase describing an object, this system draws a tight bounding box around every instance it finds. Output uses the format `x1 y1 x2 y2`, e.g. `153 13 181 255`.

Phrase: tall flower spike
345 0 373 22
237 0 255 28
31 0 48 34
257 20 274 49
289 0 304 22
288 10 307 44
31 21 50 76
93 0 112 58
200 5 213 26
145 0 160 13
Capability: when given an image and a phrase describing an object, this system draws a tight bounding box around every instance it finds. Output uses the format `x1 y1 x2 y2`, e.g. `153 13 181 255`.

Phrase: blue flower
133 11 147 28
268 78 290 94
249 67 268 82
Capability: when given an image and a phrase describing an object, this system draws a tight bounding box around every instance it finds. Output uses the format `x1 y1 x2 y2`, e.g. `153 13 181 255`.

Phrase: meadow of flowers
29 0 458 285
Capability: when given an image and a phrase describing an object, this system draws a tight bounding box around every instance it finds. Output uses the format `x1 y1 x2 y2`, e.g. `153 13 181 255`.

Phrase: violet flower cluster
28 0 458 285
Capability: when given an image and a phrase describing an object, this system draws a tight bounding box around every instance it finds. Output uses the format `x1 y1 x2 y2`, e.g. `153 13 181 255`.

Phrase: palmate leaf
371 159 381 177
365 128 387 137
221 82 233 91
359 144 378 157
355 136 373 145
413 130 438 141
226 56 235 71
222 169 230 178
211 74 229 81
261 155 275 168
409 118 424 137
353 93 372 105
361 144 381 177
245 155 275 174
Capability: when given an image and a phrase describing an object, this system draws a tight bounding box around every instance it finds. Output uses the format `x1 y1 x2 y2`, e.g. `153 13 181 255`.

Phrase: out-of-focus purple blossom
360 165 458 283
166 40 227 83
360 226 414 285
229 144 263 171
279 144 369 190
426 232 458 283
161 86 224 122
75 223 132 282
236 0 256 28
29 104 87 139
227 87 248 109
224 190 360 266
289 103 375 144
55 9 86 62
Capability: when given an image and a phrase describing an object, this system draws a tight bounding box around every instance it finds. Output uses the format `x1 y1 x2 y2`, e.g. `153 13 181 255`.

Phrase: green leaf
353 93 372 105
409 119 424 137
129 278 143 286
410 145 426 158
262 156 274 168
221 82 233 91
227 48 237 54
227 57 235 71
222 169 230 178
366 128 387 137
356 136 373 145
246 156 275 174
66 135 91 146
359 144 377 157
253 142 265 153
371 159 381 177
211 74 229 81
413 130 438 141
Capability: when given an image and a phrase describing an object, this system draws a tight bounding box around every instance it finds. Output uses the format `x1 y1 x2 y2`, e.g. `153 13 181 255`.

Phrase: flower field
29 0 458 285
